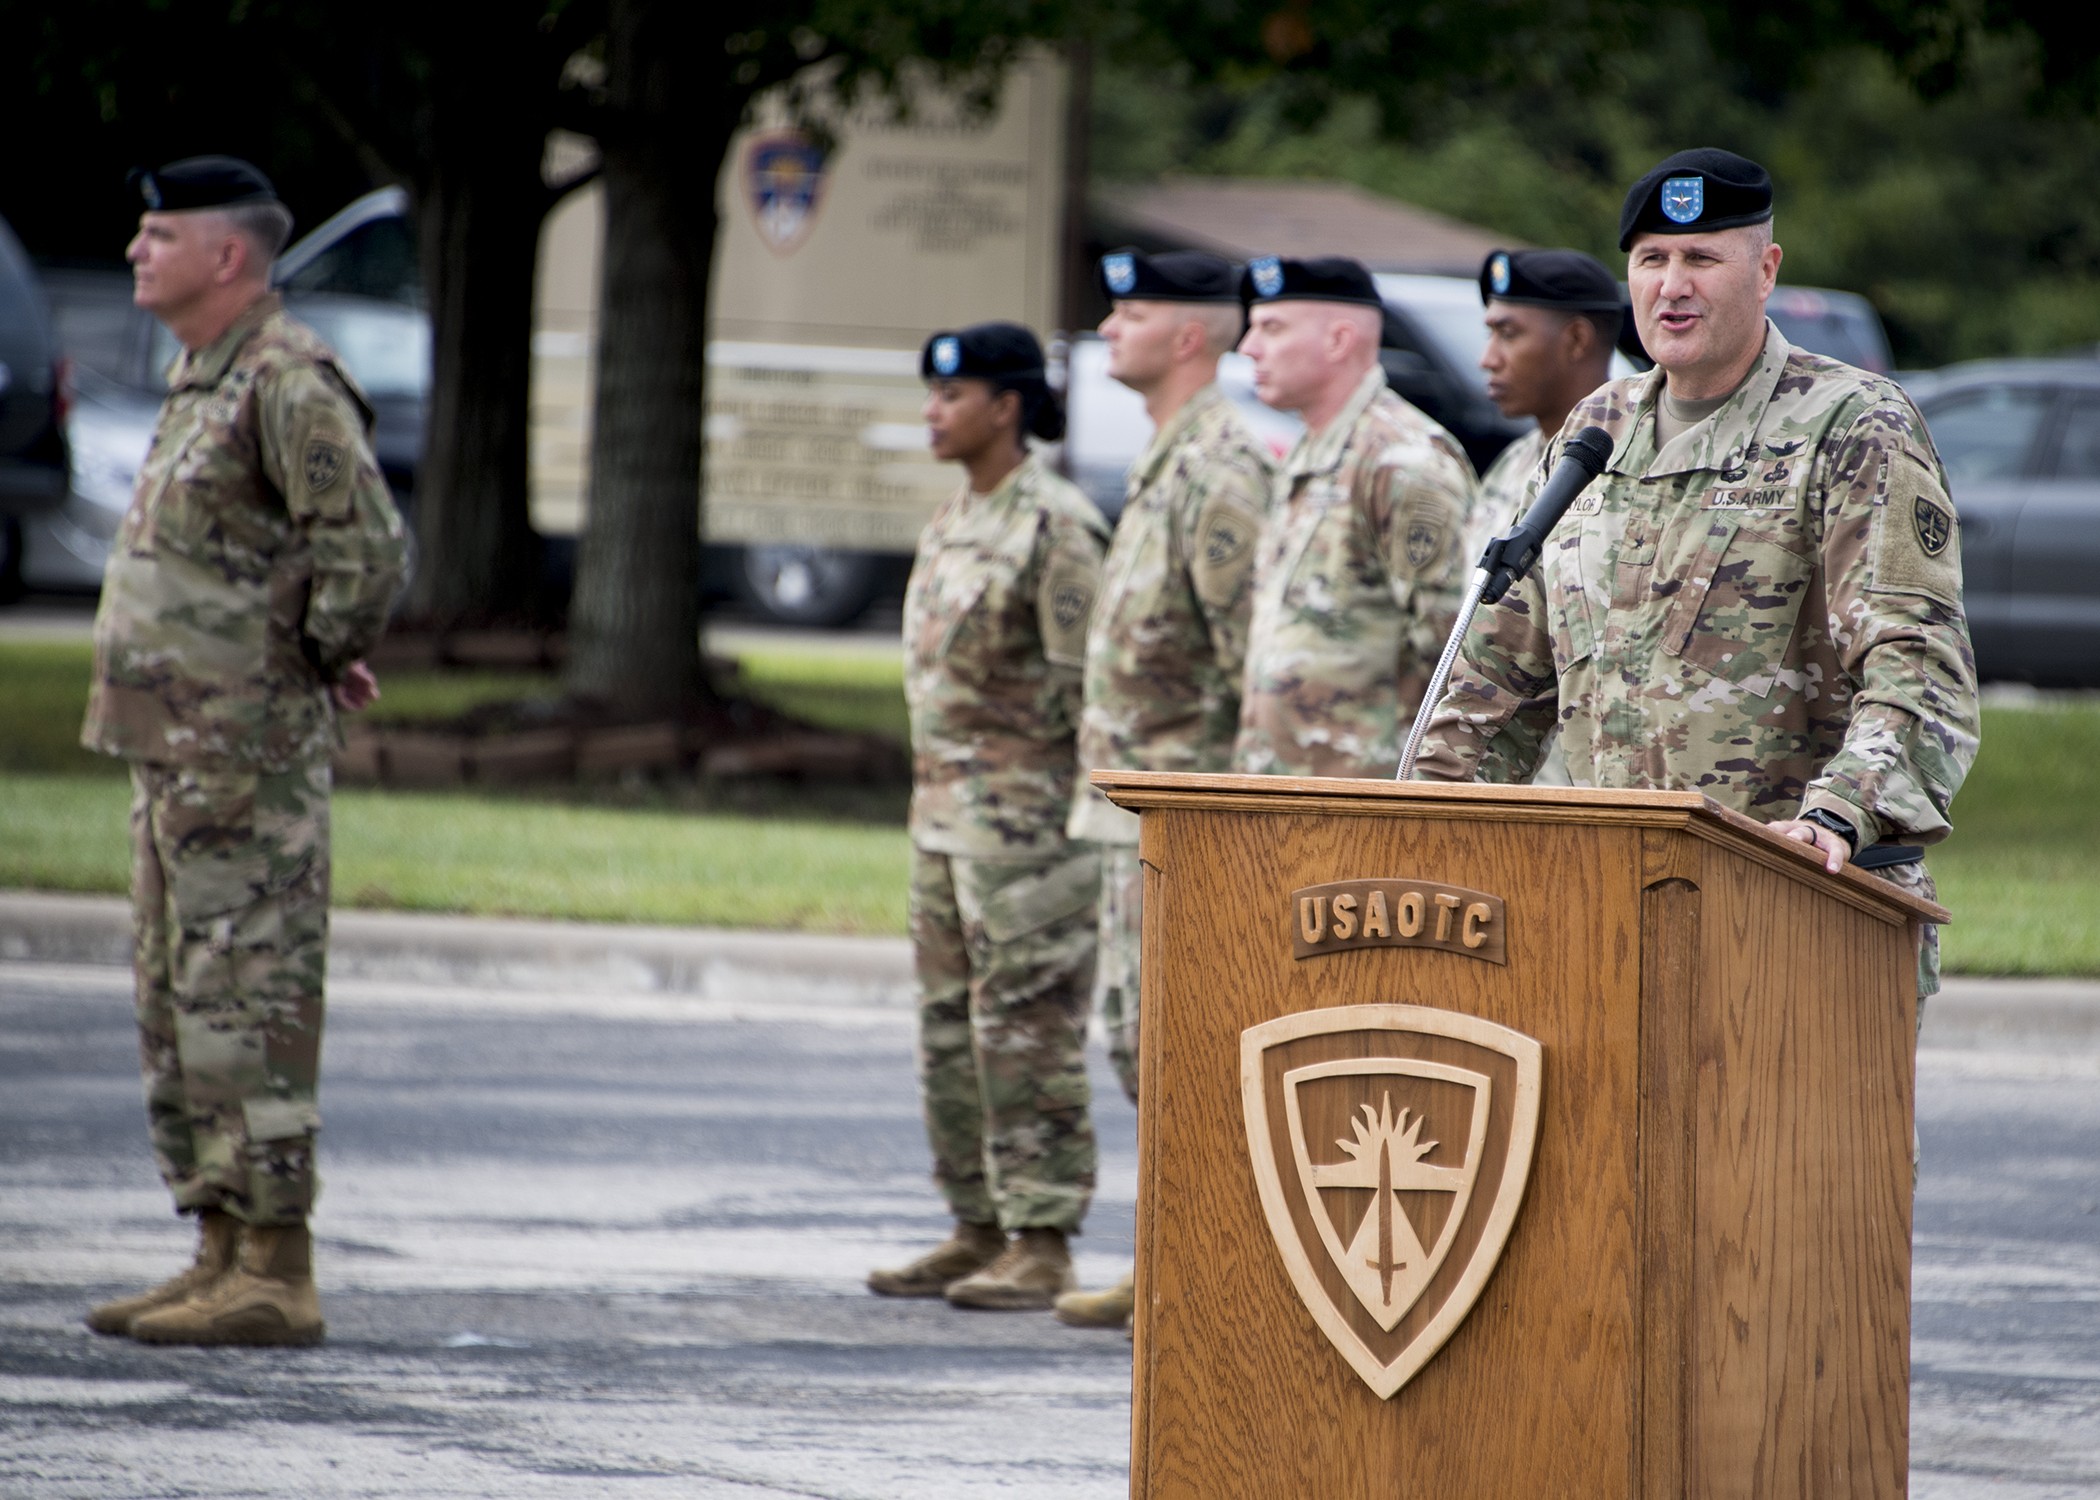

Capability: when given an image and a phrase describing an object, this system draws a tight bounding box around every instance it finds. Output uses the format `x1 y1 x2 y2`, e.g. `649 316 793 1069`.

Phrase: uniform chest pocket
148 429 281 578
1543 533 1597 668
1663 519 1813 689
934 553 1026 681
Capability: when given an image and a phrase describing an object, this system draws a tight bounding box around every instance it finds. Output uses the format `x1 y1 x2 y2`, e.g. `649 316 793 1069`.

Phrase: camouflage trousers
1094 843 1143 1105
1866 857 1942 1003
909 845 1100 1233
128 759 331 1227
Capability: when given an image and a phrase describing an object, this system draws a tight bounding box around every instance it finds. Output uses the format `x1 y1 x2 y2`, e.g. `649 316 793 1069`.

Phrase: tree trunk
402 30 554 628
564 0 730 714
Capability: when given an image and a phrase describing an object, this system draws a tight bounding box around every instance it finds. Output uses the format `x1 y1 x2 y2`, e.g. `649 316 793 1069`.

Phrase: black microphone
1477 425 1614 604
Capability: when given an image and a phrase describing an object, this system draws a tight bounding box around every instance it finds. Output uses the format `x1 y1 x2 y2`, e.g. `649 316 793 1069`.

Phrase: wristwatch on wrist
1799 807 1859 856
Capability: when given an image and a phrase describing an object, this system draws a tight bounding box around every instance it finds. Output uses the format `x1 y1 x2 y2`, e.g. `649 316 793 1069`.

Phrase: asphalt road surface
2 961 2095 1499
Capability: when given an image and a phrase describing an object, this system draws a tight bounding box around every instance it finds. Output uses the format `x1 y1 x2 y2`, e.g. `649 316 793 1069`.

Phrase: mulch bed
338 668 906 790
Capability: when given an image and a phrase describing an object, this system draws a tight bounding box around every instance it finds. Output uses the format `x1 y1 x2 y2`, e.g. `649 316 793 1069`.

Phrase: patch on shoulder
304 435 347 493
1869 449 1961 608
1040 555 1098 666
1190 497 1261 607
1405 518 1445 570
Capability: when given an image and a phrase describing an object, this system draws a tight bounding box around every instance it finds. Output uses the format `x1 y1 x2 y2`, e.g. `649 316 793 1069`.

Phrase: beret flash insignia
1251 256 1284 299
1488 253 1511 295
1103 253 1136 295
1661 175 1705 224
931 336 961 376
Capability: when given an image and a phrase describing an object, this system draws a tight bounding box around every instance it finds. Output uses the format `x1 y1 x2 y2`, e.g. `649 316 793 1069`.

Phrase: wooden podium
1095 772 1947 1500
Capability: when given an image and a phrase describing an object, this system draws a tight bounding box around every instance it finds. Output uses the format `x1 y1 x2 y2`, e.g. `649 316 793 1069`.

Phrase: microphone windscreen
1562 426 1615 478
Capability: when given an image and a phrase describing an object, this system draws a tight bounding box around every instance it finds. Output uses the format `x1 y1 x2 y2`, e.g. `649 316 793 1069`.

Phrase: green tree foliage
1095 10 2100 367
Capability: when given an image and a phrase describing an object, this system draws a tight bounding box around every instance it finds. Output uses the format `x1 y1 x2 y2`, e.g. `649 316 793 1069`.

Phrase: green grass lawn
1 637 2093 968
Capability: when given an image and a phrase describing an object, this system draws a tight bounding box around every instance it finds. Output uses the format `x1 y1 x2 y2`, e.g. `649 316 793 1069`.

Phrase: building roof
1091 176 1521 276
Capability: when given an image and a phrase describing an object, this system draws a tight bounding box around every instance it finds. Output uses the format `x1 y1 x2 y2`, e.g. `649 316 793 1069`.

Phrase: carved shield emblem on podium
1241 1005 1543 1398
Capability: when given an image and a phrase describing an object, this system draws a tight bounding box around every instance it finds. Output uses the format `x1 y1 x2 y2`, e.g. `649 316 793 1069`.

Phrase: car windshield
1377 275 1494 393
146 293 431 402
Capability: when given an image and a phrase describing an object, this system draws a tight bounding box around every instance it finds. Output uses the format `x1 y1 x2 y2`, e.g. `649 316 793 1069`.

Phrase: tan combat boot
85 1210 240 1336
1053 1269 1135 1329
130 1220 325 1346
945 1226 1075 1310
867 1220 1007 1297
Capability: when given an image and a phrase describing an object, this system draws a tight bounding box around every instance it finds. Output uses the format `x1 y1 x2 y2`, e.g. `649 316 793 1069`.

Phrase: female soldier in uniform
868 323 1111 1310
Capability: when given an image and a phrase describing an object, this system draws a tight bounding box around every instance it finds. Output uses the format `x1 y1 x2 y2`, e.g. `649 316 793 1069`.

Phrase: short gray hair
216 200 295 270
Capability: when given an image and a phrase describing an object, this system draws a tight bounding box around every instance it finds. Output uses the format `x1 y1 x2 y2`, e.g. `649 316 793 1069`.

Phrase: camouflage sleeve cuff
1798 788 1885 849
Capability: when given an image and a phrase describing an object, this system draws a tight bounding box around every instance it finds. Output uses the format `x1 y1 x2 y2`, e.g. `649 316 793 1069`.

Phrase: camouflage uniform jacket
83 294 407 770
1460 426 1545 577
1414 323 1979 847
1069 384 1275 844
906 454 1110 859
1234 365 1476 778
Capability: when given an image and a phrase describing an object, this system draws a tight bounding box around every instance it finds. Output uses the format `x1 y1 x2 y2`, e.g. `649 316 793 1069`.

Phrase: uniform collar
1130 383 1229 492
1612 318 1793 479
166 292 282 392
1288 364 1388 480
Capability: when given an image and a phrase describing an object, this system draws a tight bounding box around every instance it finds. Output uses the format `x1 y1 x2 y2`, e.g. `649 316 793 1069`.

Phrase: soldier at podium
1058 250 1275 1332
1232 255 1477 779
1414 148 1979 996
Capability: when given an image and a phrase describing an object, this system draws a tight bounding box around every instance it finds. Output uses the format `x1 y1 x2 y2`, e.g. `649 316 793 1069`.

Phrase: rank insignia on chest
303 438 346 492
1912 493 1953 556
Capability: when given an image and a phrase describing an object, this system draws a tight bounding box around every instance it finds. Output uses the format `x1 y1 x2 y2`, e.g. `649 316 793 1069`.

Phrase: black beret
1618 148 1772 250
1240 254 1382 310
129 155 279 213
1099 248 1240 303
920 321 1046 382
1479 248 1622 312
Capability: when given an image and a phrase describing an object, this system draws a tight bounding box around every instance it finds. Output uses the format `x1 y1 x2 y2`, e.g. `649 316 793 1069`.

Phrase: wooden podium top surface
1093 770 1949 925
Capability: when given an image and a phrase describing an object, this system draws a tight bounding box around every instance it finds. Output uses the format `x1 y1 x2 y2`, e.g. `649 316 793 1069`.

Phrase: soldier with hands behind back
82 157 408 1346
869 323 1110 1311
1056 251 1275 1332
1232 256 1476 779
1413 149 1978 996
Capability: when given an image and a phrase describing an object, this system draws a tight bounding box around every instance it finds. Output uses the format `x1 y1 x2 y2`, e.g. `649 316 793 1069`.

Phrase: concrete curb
4 889 2096 1043
0 890 916 1007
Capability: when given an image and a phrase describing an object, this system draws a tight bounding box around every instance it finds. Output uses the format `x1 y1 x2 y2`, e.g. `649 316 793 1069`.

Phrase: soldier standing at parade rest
81 157 408 1345
1413 148 1978 996
1055 251 1275 1332
1466 246 1624 786
869 322 1111 1310
1467 248 1623 574
1232 256 1476 778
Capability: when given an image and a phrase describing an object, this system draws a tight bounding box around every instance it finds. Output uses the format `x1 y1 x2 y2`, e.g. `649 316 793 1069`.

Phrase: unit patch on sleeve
1868 448 1962 609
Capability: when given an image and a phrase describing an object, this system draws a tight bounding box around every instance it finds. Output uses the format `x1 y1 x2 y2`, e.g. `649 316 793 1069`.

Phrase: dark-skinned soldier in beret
1056 251 1275 1332
870 322 1110 1312
1233 255 1477 778
1415 148 1979 1000
81 157 407 1345
1466 247 1626 785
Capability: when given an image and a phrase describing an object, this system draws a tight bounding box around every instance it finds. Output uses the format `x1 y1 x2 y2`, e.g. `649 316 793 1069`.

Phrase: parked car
1905 358 2100 686
0 213 71 600
17 261 428 598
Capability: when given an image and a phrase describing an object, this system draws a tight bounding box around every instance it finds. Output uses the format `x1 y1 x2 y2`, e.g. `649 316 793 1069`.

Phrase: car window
46 288 145 387
1920 385 2052 482
2046 392 2100 480
277 215 421 305
286 296 431 402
